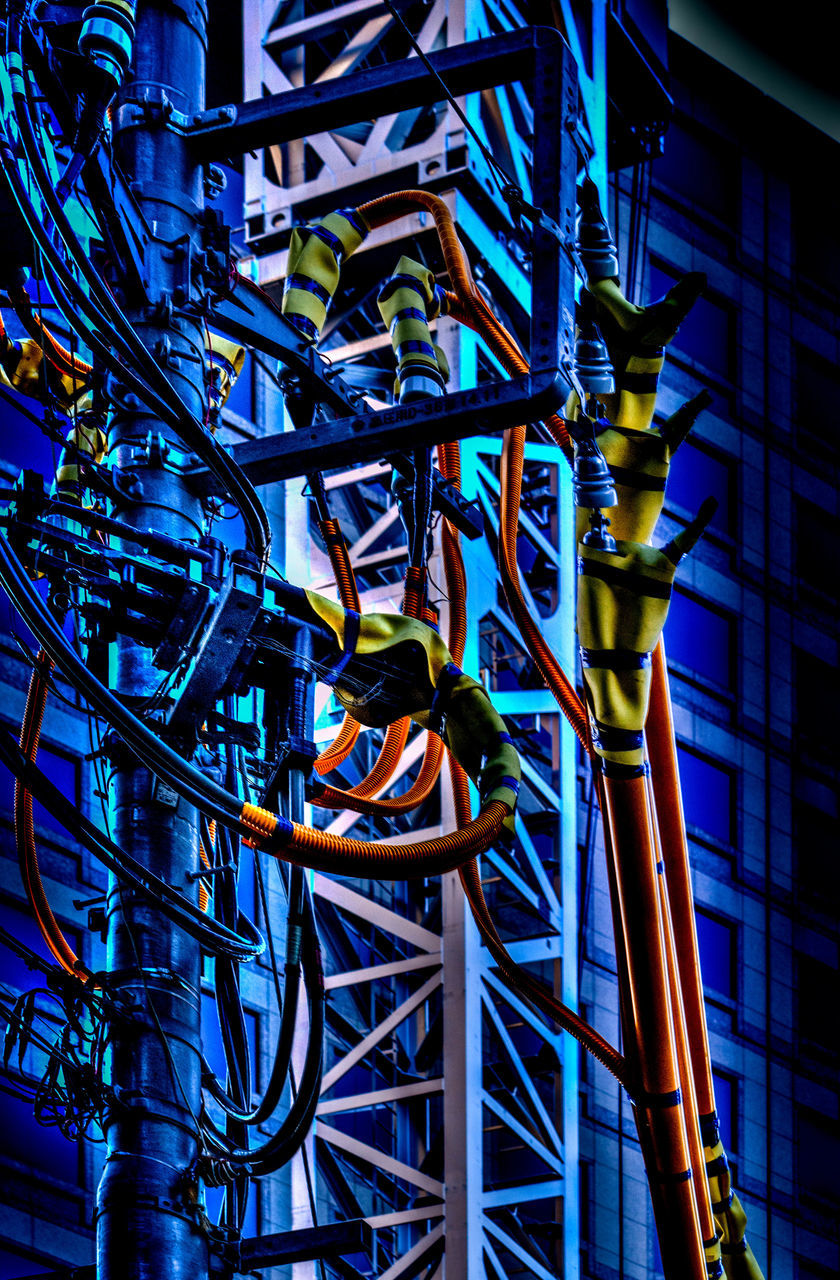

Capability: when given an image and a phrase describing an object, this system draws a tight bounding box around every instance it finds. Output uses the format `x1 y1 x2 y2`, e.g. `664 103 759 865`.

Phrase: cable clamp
502 184 585 279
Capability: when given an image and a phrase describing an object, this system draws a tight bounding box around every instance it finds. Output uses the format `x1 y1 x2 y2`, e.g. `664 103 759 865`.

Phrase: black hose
0 727 263 961
202 907 324 1175
202 865 306 1126
3 14 271 561
0 530 248 823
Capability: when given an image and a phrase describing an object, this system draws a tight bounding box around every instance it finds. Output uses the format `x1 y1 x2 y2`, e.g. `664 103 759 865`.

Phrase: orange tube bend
15 652 87 980
241 796 510 879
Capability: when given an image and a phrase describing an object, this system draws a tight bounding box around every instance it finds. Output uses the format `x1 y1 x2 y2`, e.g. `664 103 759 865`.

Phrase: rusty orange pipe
646 641 716 1118
15 652 87 980
602 770 707 1280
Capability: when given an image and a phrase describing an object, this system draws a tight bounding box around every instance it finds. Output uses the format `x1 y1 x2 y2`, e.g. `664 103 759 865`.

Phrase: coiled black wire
0 530 250 825
201 907 324 1177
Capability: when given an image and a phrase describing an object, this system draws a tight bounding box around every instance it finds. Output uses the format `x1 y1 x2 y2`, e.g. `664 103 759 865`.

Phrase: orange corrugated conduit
314 441 464 819
240 795 510 879
15 651 88 980
198 819 216 914
313 733 444 816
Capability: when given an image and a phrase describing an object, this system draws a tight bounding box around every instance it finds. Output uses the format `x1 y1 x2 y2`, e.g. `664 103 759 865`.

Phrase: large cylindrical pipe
96 3 211 1279
601 771 707 1280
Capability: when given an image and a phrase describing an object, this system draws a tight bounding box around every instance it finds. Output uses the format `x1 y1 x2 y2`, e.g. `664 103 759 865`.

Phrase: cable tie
260 815 294 853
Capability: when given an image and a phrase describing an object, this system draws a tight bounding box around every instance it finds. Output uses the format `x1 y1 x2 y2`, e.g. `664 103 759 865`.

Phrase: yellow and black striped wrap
1 335 91 410
574 425 670 547
282 207 369 342
568 274 705 442
571 392 712 547
577 538 678 770
55 418 108 503
377 256 447 401
304 588 520 812
205 331 246 411
702 1116 764 1280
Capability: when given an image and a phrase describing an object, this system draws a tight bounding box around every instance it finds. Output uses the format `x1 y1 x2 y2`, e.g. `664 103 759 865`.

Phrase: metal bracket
389 453 484 539
166 557 265 734
216 1219 372 1272
191 26 578 478
117 86 192 134
183 370 566 487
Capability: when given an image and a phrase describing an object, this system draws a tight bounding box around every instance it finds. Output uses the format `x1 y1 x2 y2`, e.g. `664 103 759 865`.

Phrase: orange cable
15 652 88 980
241 795 510 879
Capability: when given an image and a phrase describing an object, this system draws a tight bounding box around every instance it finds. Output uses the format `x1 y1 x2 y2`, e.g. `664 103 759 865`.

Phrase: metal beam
234 1219 372 1268
189 27 567 160
320 971 442 1093
323 952 442 989
317 1124 444 1198
317 1078 444 1114
184 371 567 486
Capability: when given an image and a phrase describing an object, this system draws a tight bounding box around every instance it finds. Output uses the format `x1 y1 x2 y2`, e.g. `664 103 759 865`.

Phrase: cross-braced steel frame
238 2 608 1275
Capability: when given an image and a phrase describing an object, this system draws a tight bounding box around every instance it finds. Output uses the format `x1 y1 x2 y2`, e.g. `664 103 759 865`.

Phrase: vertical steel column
96 4 210 1279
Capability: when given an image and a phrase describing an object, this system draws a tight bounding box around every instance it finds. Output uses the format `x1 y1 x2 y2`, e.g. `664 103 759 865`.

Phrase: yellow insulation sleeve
55 417 108 503
588 273 705 354
434 675 520 814
583 273 706 437
572 390 712 546
3 292 93 384
303 586 520 813
205 331 246 412
577 500 716 770
377 255 448 401
1 333 92 410
282 207 369 342
701 1117 764 1280
304 588 447 725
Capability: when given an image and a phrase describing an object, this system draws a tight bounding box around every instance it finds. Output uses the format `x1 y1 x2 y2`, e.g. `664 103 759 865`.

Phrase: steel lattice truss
240 1 594 1275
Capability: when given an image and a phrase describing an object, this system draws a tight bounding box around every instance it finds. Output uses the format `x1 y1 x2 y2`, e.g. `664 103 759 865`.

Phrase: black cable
201 911 324 1175
0 380 64 433
4 15 271 562
379 0 516 205
201 751 307 1127
0 725 263 961
202 866 305 1126
0 529 248 825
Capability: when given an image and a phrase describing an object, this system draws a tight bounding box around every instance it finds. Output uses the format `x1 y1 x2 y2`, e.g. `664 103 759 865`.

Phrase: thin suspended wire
379 0 518 204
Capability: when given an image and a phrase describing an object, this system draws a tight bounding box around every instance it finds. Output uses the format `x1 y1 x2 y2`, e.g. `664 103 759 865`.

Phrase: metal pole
96 3 210 1278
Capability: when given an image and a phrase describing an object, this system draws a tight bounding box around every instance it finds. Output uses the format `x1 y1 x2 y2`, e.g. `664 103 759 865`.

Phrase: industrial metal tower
3 2 744 1278
238 2 594 1273
0 0 589 1276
